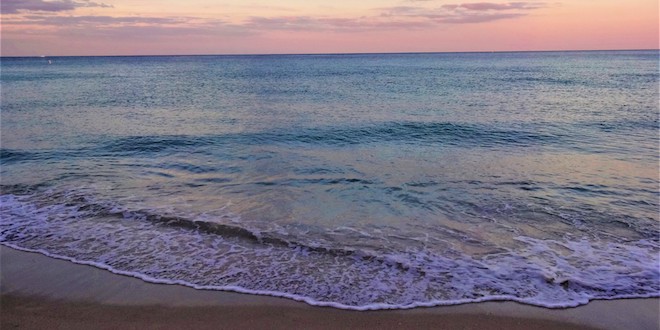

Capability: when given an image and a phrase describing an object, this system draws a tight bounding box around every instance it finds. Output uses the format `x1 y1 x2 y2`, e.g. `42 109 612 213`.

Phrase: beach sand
1 246 658 330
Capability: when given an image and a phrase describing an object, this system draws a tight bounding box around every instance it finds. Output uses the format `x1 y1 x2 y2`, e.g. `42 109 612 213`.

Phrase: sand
1 246 658 329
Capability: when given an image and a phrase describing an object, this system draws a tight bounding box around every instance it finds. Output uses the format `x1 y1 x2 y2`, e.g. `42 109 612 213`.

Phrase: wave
0 190 421 273
3 242 657 311
5 118 656 165
98 122 560 151
0 121 562 163
1 190 658 310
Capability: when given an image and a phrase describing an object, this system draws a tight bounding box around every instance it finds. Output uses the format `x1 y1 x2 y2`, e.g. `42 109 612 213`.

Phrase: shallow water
1 51 658 309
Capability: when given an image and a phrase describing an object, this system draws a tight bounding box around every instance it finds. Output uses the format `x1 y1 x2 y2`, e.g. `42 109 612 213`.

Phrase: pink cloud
245 16 431 31
448 2 547 11
380 2 549 24
432 12 526 23
1 0 557 56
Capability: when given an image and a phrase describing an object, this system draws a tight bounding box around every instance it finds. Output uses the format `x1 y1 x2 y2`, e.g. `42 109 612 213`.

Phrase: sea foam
2 192 658 310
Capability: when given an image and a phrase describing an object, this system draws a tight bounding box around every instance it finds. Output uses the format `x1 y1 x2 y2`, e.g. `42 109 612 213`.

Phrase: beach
2 0 659 327
1 52 658 328
2 246 658 330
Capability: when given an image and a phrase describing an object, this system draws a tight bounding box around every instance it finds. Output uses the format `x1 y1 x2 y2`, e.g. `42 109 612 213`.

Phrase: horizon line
1 48 658 58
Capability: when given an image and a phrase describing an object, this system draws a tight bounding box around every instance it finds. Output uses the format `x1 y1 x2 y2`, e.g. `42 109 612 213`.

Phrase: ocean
1 50 658 310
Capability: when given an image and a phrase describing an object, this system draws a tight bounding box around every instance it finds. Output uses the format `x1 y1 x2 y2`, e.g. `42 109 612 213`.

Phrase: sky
1 0 658 56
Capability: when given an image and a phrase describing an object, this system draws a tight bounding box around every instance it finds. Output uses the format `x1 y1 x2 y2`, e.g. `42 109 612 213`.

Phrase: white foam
3 242 658 311
1 192 658 311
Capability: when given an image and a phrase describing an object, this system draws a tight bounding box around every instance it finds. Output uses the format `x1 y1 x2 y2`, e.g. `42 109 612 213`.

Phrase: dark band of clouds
2 0 112 14
13 15 189 25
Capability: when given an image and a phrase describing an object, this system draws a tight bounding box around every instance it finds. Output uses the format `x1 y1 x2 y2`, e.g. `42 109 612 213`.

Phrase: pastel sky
1 0 658 56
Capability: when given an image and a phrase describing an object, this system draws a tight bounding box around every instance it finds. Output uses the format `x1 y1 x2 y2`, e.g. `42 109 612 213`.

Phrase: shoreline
1 245 658 329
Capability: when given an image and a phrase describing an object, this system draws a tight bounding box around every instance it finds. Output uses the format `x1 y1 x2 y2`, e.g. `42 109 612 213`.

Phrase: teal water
1 51 658 309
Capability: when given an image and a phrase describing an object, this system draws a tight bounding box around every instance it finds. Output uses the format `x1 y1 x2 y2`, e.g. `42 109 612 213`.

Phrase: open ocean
1 50 658 310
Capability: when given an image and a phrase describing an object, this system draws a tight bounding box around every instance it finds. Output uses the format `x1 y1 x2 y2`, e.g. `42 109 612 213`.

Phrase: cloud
380 1 549 24
6 12 431 33
244 15 431 31
379 6 423 15
1 0 112 14
12 15 189 26
2 14 253 39
432 12 526 23
442 2 546 11
2 1 551 41
437 2 547 23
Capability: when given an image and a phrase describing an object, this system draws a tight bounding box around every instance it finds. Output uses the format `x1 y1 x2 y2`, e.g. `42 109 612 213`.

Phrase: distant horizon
2 48 658 59
2 0 657 57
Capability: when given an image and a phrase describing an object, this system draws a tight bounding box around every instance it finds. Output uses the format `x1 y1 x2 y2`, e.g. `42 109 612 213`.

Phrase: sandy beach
1 246 657 330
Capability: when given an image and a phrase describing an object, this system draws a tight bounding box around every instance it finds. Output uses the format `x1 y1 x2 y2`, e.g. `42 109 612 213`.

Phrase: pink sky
1 0 658 56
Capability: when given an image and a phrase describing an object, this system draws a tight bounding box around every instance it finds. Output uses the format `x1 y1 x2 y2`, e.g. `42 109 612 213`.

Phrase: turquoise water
1 51 658 309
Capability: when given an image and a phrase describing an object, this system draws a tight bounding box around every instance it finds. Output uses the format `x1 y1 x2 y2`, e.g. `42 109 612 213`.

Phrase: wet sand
1 246 658 329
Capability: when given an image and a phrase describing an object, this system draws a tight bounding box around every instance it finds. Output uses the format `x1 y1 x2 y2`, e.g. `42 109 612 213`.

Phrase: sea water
1 51 658 309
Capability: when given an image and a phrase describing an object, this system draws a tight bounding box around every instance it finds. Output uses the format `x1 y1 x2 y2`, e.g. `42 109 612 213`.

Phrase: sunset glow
1 0 658 56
